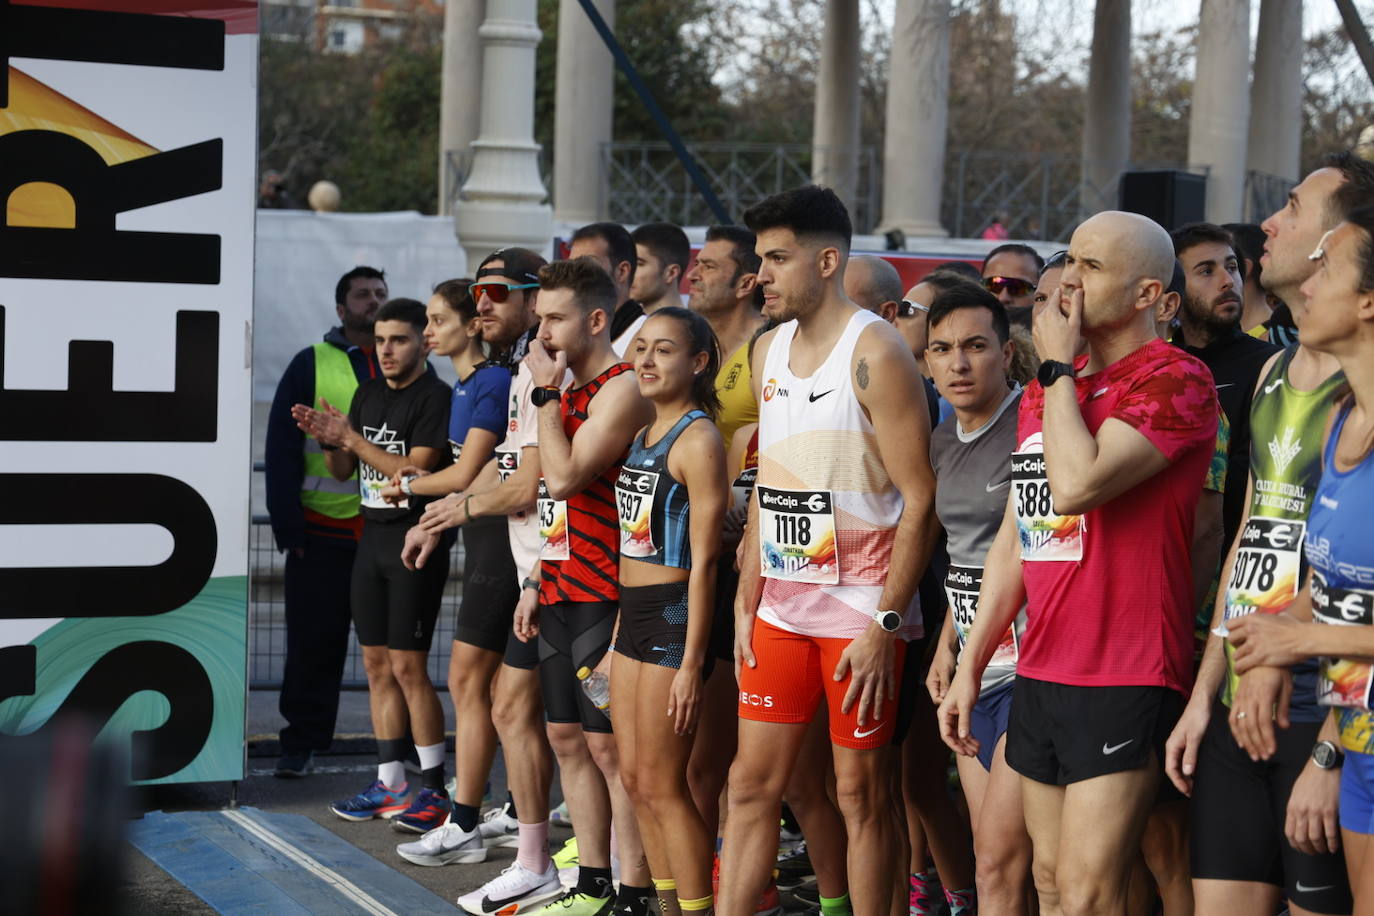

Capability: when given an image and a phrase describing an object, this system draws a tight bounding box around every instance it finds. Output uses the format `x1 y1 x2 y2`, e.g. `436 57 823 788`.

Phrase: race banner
0 0 258 783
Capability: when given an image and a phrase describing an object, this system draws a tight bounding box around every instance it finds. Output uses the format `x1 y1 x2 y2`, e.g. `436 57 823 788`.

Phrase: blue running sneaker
392 786 453 834
330 779 411 821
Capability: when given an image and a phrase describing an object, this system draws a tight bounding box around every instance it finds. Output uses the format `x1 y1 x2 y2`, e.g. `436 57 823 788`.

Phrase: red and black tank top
539 362 634 605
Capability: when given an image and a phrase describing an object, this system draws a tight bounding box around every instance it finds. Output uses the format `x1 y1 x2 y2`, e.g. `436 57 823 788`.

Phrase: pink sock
517 819 550 873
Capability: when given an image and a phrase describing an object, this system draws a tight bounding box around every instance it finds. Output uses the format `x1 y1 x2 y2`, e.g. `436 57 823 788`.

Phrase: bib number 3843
758 486 839 584
538 479 569 560
1012 449 1083 562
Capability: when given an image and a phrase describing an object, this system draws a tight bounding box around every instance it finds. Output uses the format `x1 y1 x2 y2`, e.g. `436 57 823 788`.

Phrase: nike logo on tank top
756 309 920 641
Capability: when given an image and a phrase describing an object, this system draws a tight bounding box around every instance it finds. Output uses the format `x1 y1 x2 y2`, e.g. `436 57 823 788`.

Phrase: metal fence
249 508 469 691
602 141 881 233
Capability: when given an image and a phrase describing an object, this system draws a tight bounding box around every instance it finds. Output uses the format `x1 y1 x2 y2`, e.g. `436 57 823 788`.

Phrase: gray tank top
930 387 1026 694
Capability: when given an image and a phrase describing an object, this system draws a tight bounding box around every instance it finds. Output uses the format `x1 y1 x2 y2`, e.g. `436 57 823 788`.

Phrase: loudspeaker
1118 170 1207 230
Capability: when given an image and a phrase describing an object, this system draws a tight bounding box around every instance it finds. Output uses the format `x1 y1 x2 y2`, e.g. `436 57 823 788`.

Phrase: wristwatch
521 577 540 592
399 476 415 497
1037 359 1077 389
1312 739 1345 770
531 385 561 407
872 609 902 633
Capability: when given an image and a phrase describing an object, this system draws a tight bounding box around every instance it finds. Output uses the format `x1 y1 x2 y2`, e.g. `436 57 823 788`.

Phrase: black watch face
880 611 901 631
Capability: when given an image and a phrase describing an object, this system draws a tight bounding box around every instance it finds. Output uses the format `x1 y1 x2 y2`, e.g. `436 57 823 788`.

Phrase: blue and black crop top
615 409 708 569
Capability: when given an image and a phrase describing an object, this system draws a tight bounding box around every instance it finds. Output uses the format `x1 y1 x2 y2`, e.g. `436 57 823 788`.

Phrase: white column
878 0 950 238
1188 0 1252 222
1081 0 1132 213
812 0 861 214
453 0 552 267
1247 0 1302 181
552 0 614 224
438 0 485 216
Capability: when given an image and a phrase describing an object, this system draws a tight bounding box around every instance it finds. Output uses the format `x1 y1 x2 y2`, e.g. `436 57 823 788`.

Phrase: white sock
378 760 406 790
416 741 446 772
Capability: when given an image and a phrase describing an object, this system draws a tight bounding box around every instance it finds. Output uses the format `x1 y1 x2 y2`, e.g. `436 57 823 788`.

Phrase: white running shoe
458 860 562 915
396 821 488 866
479 803 521 848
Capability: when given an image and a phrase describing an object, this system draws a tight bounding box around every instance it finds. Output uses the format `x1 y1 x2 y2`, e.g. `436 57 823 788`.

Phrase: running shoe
479 801 521 848
274 750 314 778
774 842 813 890
458 860 562 915
531 889 614 916
329 779 411 821
392 786 453 834
396 821 488 866
550 800 573 827
554 836 580 886
909 872 949 916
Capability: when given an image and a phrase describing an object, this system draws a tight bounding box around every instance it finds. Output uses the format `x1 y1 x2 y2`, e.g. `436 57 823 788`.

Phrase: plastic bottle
577 665 611 717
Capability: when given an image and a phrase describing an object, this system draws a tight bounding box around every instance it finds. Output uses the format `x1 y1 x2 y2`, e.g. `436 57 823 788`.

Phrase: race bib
616 467 659 558
1313 570 1374 710
731 465 757 511
1223 516 1305 621
495 448 520 483
538 479 569 560
945 565 1017 666
449 439 463 462
359 425 406 510
1011 449 1083 562
758 486 839 584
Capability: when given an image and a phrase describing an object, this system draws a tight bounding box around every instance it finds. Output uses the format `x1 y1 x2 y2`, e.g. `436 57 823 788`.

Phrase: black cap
477 247 547 284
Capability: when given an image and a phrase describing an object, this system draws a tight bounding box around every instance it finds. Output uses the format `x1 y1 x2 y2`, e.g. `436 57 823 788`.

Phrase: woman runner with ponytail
611 307 729 916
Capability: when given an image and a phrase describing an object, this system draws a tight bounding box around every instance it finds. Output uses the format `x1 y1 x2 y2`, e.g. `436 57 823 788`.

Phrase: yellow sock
679 895 712 911
652 879 677 893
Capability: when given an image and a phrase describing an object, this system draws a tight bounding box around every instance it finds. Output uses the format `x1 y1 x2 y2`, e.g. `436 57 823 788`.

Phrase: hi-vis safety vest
301 342 362 519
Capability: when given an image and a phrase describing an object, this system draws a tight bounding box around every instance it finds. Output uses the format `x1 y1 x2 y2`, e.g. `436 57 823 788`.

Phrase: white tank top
755 309 920 640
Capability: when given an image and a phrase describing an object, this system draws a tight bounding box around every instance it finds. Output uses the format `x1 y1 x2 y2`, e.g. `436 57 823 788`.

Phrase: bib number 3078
758 486 839 584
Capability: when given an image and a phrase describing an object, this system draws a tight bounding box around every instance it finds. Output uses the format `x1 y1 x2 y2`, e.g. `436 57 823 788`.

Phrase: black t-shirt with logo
348 373 453 524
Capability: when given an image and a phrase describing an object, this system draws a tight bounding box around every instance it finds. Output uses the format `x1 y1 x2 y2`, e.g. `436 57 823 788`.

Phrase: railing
602 141 881 233
249 467 467 690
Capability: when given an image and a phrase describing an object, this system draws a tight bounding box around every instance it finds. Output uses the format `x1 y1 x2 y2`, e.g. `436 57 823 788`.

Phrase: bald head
844 255 905 316
1078 211 1176 286
1063 211 1176 335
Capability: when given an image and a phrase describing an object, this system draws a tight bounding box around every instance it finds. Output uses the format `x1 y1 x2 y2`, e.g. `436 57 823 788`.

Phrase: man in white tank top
718 187 940 916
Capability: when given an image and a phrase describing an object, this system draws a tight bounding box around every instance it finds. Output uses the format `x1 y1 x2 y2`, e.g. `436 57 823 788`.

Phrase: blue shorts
1340 748 1374 836
971 680 1014 772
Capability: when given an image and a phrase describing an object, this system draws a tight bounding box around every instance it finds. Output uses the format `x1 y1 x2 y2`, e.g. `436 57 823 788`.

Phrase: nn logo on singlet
762 378 789 402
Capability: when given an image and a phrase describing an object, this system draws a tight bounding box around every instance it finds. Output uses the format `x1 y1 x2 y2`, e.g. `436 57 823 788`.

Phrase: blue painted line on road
129 806 456 914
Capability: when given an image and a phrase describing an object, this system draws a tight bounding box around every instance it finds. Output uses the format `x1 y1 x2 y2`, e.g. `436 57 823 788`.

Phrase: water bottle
577 666 611 717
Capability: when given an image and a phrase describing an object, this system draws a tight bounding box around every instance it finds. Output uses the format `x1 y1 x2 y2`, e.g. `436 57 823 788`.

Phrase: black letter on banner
1 0 226 106
0 308 218 441
27 641 214 780
0 474 216 617
0 645 36 703
0 131 222 284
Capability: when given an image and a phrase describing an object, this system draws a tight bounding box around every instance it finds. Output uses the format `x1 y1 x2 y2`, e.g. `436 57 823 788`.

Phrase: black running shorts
615 580 715 678
1005 675 1182 786
351 521 452 651
710 563 738 663
1191 701 1352 913
538 600 616 733
454 518 521 654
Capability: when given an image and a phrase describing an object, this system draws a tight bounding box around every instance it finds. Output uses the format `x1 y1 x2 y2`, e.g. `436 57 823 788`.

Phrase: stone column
453 0 552 267
1188 0 1252 222
438 0 485 215
552 0 614 224
878 0 950 238
812 0 861 216
1081 0 1132 214
1247 0 1302 182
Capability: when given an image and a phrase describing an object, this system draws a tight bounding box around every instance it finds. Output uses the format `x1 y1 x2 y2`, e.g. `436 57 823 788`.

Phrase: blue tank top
1307 399 1374 753
616 410 708 570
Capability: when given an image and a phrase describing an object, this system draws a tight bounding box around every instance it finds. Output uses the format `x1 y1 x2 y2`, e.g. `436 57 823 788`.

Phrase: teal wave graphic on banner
0 576 247 784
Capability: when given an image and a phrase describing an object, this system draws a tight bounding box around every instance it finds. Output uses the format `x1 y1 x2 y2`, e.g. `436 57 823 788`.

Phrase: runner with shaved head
940 211 1220 915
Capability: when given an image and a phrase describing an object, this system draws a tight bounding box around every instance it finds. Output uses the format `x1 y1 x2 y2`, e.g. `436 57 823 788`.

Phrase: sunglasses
983 276 1036 298
470 281 538 303
896 299 929 318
